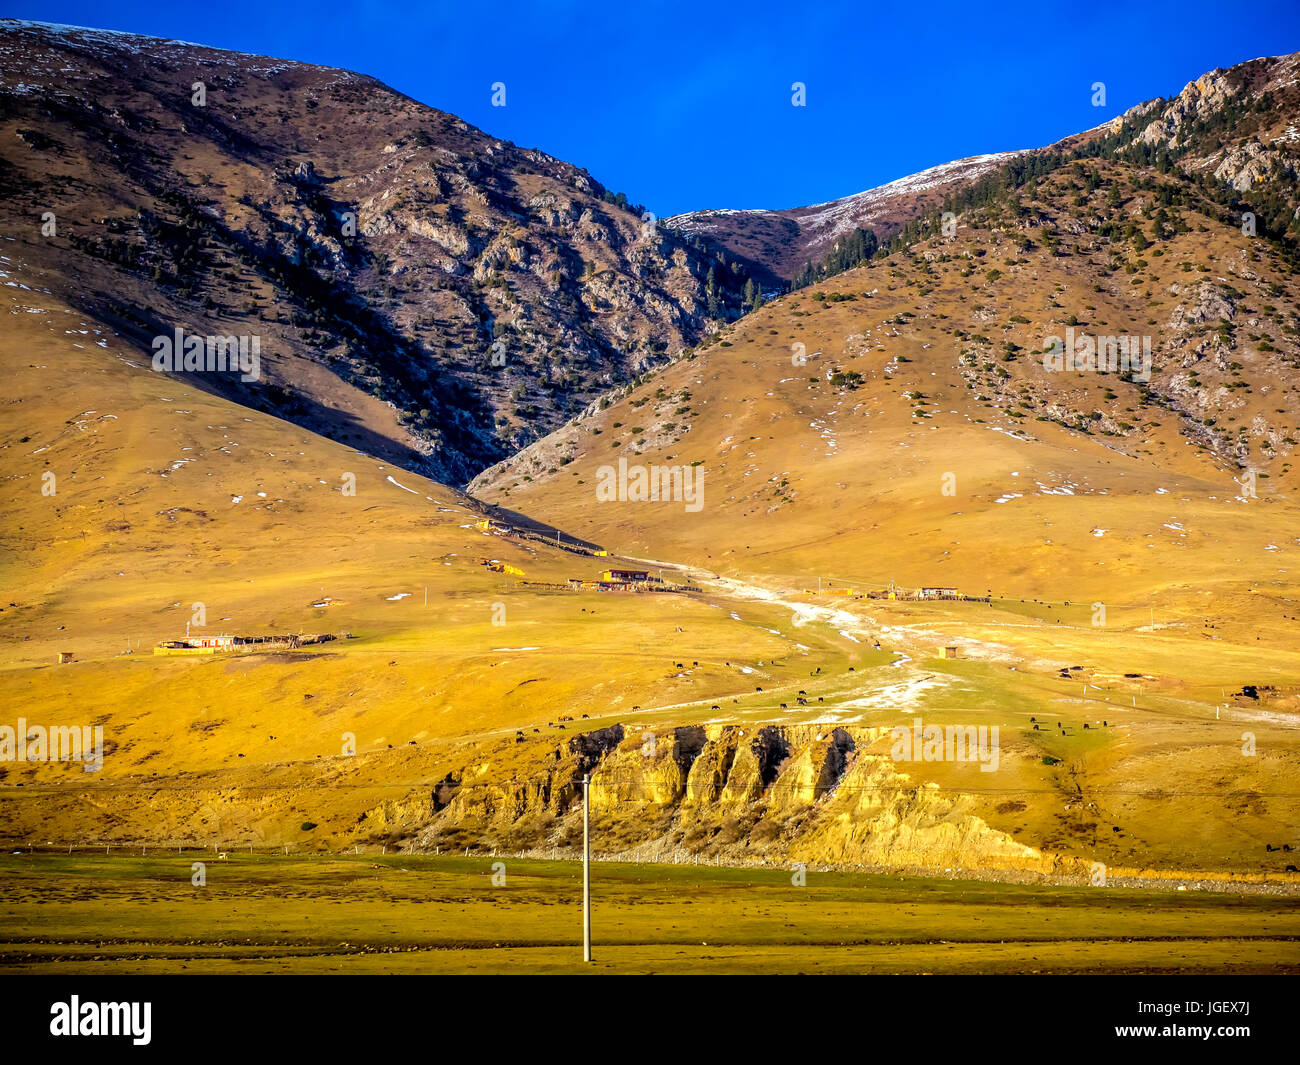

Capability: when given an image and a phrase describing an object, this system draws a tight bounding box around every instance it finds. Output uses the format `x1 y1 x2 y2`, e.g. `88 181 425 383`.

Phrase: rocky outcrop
1138 69 1240 148
1213 141 1294 193
1166 281 1237 332
403 723 1045 875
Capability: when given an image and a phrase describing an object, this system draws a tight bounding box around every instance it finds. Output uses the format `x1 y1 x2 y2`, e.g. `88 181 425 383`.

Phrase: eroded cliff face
396 723 1045 874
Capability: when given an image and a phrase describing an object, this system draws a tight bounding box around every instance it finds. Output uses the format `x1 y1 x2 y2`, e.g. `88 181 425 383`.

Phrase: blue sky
10 0 1300 216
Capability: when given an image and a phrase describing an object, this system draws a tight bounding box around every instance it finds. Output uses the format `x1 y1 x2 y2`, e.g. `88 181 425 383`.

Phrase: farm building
939 645 959 659
474 518 512 533
601 569 650 583
875 586 987 603
154 633 335 655
568 578 624 591
155 634 243 654
568 575 694 594
56 651 74 664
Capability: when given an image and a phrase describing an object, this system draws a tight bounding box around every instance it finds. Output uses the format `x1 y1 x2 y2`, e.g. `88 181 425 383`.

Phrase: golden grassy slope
0 257 839 847
473 166 1300 604
2 235 1297 880
461 163 1300 876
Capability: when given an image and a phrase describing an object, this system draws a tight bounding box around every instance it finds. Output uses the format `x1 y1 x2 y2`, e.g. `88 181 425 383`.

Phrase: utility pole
582 773 591 963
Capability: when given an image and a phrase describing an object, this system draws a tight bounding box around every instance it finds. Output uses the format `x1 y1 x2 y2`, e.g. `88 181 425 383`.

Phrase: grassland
457 175 1300 884
2 218 1298 983
2 853 1296 974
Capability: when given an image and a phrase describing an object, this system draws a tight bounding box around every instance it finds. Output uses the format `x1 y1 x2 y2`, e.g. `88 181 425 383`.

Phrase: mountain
667 152 1022 286
0 19 762 485
0 255 809 845
666 52 1300 287
471 49 1300 601
456 53 1300 881
2 27 1298 886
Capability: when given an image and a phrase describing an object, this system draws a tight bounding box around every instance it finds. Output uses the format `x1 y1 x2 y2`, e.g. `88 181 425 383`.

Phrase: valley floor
2 854 1297 975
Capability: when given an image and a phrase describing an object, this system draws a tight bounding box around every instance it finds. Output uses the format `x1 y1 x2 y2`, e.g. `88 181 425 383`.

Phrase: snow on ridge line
798 152 1027 215
0 19 210 48
0 18 356 73
665 151 1025 232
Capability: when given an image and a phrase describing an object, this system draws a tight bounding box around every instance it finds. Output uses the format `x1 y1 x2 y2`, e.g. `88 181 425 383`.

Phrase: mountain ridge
0 17 763 485
469 46 1300 593
665 50 1300 286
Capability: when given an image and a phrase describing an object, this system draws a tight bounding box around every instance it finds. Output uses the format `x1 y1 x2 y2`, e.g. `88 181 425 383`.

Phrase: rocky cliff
398 723 1046 874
